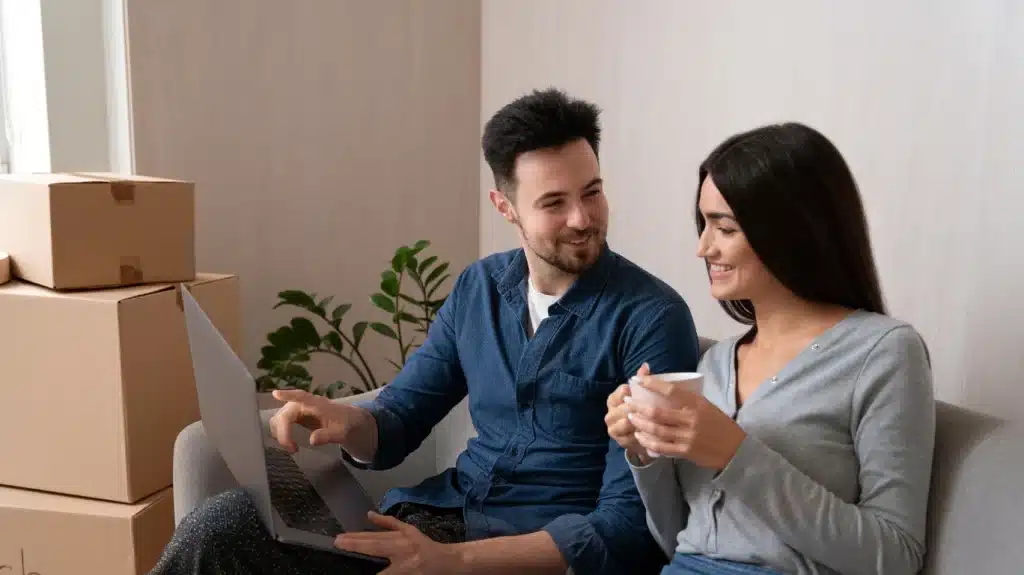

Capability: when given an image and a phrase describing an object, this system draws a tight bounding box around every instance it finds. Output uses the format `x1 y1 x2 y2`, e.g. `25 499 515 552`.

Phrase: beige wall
125 0 481 391
482 0 1024 419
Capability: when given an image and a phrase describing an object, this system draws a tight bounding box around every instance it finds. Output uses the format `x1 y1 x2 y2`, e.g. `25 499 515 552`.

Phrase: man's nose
566 204 592 229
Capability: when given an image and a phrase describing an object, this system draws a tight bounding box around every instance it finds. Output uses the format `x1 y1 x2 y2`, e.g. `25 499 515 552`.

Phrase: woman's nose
696 229 711 257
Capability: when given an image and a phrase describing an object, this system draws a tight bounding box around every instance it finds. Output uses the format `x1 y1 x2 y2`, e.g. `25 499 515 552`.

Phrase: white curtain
0 15 10 174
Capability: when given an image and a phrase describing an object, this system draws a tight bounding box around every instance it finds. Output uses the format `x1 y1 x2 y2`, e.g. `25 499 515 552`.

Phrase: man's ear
489 189 517 224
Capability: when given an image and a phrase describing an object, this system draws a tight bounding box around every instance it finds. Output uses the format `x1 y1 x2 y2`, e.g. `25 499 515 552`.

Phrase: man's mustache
561 230 601 242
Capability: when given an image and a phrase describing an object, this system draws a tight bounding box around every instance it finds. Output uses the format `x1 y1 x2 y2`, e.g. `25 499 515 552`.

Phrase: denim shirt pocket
536 371 618 444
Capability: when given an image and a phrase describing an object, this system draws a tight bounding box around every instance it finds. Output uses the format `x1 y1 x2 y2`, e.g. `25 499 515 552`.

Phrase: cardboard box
0 273 241 503
0 172 195 290
0 486 173 575
0 251 9 284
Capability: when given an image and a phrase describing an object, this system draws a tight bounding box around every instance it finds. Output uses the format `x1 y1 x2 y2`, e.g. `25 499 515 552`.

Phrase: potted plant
254 240 452 407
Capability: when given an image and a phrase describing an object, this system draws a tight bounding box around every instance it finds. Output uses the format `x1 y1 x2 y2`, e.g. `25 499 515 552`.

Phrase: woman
606 123 935 575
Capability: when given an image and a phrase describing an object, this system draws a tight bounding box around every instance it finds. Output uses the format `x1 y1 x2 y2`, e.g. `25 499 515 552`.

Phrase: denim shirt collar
493 243 617 320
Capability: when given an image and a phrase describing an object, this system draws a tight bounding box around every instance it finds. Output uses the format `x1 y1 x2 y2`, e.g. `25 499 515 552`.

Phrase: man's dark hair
482 88 601 198
696 122 888 325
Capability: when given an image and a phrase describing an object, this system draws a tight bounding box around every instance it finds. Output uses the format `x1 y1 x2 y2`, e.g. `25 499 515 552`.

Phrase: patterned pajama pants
148 488 466 575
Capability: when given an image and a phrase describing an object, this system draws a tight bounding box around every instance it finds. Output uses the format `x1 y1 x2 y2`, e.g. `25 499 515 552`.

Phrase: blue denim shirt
349 245 699 574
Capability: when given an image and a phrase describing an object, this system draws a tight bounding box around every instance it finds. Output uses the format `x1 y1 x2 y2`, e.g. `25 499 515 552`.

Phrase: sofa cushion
922 401 1024 574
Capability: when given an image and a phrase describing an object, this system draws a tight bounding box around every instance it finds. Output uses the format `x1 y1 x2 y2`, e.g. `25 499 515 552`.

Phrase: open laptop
179 285 388 566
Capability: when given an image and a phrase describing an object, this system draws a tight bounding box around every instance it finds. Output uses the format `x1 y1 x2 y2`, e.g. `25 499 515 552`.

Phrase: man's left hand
335 512 466 575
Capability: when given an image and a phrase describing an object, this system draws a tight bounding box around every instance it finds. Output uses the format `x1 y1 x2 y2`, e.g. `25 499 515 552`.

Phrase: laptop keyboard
264 445 345 537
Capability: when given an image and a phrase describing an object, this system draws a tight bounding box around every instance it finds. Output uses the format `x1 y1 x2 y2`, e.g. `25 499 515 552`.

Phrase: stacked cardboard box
0 251 9 284
0 173 242 574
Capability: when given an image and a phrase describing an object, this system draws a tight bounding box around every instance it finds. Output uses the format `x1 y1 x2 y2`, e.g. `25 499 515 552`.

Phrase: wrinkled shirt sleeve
343 273 468 471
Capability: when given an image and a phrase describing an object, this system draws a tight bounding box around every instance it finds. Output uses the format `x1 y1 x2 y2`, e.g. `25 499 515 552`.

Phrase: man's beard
520 225 605 275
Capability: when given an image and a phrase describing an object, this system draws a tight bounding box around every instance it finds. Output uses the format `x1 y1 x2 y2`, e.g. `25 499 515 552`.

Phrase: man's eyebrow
535 178 604 205
535 190 567 205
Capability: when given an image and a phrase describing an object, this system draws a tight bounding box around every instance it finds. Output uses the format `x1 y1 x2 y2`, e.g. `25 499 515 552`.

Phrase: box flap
0 172 191 185
0 485 169 519
70 171 192 184
0 173 100 185
0 272 234 303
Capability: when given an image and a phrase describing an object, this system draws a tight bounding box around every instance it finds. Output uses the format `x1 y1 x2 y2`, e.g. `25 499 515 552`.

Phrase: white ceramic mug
627 371 704 457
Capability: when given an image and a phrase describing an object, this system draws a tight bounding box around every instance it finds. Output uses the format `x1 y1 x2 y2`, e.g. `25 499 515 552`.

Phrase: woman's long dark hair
696 122 887 325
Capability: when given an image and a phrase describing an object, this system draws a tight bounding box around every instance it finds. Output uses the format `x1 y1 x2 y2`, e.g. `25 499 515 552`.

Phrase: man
149 88 700 575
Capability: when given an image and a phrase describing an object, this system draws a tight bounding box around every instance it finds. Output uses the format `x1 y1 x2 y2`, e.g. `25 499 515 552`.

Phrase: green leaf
391 247 410 273
413 240 430 251
281 363 310 379
353 321 369 347
380 271 399 297
290 317 320 348
370 322 398 340
425 262 450 288
260 345 284 361
325 381 348 398
268 326 295 349
386 358 403 371
399 293 423 307
256 356 275 370
292 352 311 362
427 297 446 311
274 290 317 311
254 374 280 392
395 312 420 325
405 256 419 274
331 303 352 322
371 293 396 313
316 295 334 316
427 276 450 297
418 256 438 274
278 374 312 391
323 331 343 352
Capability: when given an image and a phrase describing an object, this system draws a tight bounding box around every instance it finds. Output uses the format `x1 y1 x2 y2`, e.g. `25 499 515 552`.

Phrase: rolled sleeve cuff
542 513 601 573
340 399 406 470
625 450 671 471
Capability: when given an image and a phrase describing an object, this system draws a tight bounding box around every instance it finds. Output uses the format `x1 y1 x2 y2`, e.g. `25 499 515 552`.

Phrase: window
0 0 51 173
0 13 9 173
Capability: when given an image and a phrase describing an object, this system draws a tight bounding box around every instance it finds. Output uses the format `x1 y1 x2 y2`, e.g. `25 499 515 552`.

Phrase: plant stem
313 346 374 390
327 324 378 389
394 270 407 365
418 280 432 333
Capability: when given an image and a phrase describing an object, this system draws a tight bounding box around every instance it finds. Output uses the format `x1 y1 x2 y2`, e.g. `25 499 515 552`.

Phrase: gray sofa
173 338 1024 573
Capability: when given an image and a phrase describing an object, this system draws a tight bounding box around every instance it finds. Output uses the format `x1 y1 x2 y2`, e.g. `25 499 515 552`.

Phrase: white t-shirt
527 278 562 336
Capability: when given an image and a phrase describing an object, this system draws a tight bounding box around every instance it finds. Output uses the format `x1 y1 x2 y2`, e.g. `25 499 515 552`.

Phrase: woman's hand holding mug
609 363 747 470
605 363 653 464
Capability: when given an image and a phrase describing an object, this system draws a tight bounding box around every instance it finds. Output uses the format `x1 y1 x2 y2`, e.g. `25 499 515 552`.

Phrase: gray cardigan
629 310 935 575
